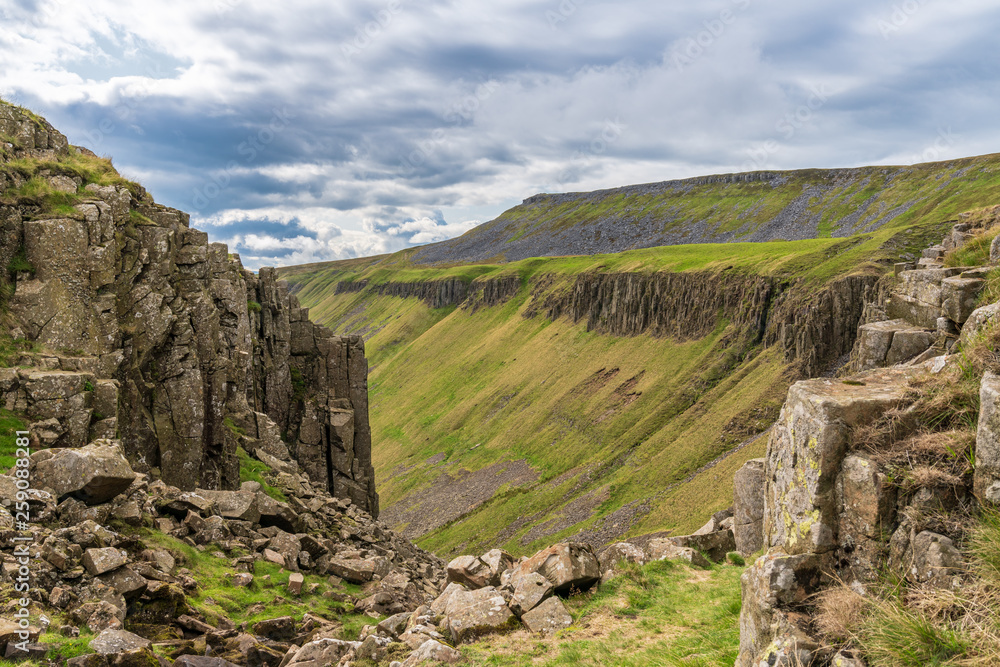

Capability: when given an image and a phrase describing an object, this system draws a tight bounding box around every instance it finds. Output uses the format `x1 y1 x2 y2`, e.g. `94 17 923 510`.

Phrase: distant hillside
405 156 1000 264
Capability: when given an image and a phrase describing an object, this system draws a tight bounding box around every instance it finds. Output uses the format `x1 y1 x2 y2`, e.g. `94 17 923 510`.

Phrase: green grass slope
278 207 962 557
405 154 1000 265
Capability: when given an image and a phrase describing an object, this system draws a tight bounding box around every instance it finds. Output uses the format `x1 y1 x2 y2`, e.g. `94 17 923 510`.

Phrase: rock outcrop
0 104 376 515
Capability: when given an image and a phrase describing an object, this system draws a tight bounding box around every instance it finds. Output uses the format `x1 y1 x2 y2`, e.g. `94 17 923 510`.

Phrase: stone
885 329 936 366
252 616 296 641
83 547 127 576
443 586 518 644
645 540 711 568
734 458 766 556
430 582 468 615
480 548 515 581
195 489 261 523
940 276 985 324
285 638 359 667
262 548 285 566
288 572 304 595
446 554 492 589
508 570 554 616
88 629 151 654
520 596 573 634
976 372 1000 503
513 542 600 594
597 542 646 579
764 369 914 556
669 529 736 563
401 639 465 665
737 553 824 667
836 456 896 580
325 556 388 583
32 440 136 504
960 301 1000 347
98 566 149 600
0 619 40 653
910 531 963 588
174 657 244 667
233 573 254 587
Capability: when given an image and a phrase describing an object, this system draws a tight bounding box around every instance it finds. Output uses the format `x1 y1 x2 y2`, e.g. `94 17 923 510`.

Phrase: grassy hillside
279 208 960 557
405 154 1000 264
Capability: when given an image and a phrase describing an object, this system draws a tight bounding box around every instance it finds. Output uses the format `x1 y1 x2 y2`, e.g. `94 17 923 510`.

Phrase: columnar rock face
0 106 377 515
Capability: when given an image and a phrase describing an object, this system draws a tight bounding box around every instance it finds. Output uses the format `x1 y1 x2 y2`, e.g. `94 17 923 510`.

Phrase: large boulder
733 459 766 556
88 629 151 654
195 489 260 523
83 547 127 576
836 455 896 580
443 586 518 644
646 540 710 568
669 529 736 563
285 638 360 667
598 542 646 580
764 369 914 556
961 302 1000 346
401 639 464 666
513 542 600 594
507 570 554 616
446 554 493 589
521 596 573 634
32 440 136 504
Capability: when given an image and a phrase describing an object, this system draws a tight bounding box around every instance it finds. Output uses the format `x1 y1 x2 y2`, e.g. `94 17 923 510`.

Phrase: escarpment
0 104 377 515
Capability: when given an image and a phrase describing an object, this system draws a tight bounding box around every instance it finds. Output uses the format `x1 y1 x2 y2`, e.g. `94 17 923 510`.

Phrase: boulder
430 582 468 615
481 548 516 582
325 556 388 583
98 566 148 600
83 547 127 576
174 657 244 667
645 540 711 568
910 531 963 588
736 553 824 667
836 456 897 580
764 369 914 556
446 554 492 589
598 542 646 579
195 489 260 523
32 440 136 504
507 570 554 616
733 458 766 556
960 301 1000 346
520 596 573 634
669 529 736 563
444 586 518 644
940 276 985 324
88 629 151 654
252 616 296 641
401 639 464 666
285 638 359 667
513 542 600 594
976 372 1000 503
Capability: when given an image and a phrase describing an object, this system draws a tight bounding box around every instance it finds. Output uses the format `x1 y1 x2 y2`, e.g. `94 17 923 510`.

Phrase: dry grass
814 585 868 643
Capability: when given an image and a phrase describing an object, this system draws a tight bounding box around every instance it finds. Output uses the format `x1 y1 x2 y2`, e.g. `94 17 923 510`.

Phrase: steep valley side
280 221 951 557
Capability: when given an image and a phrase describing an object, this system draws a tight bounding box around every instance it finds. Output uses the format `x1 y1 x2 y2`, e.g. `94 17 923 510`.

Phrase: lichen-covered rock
83 547 127 576
598 542 646 580
446 554 493 589
734 459 766 556
443 586 518 644
513 542 600 594
507 570 554 616
645 540 711 568
910 531 963 588
669 529 736 563
401 639 464 666
764 369 914 556
941 275 985 324
960 301 1000 347
285 638 360 667
520 596 573 634
31 440 136 504
836 455 896 580
88 628 151 654
737 553 825 667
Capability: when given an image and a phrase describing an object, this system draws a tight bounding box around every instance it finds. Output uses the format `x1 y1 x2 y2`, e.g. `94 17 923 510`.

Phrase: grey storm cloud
2 0 1000 268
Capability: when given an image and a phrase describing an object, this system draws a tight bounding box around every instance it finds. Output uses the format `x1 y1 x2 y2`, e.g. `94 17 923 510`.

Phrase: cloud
2 0 1000 268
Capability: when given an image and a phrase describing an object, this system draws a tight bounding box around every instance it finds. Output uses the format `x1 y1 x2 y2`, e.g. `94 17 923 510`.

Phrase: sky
1 0 999 269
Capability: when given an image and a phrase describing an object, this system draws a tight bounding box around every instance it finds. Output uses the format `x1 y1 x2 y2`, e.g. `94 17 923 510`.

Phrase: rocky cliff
0 104 377 515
